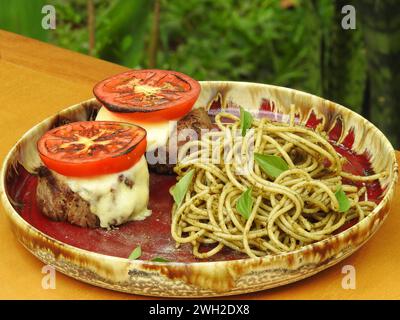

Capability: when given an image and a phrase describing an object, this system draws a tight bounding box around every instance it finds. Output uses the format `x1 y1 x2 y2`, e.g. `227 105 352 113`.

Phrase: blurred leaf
154 0 328 96
48 0 89 54
96 0 152 67
322 0 366 114
0 0 49 41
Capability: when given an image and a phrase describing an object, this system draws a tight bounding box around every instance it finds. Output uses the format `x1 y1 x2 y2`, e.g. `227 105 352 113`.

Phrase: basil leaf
254 153 289 179
240 106 253 137
128 246 141 260
236 188 254 220
171 169 195 207
151 257 170 263
335 186 351 213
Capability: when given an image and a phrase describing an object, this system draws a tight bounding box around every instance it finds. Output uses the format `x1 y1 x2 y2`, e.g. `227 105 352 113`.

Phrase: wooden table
0 30 399 300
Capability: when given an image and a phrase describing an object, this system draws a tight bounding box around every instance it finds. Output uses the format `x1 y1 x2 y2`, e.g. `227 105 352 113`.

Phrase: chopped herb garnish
335 186 351 213
240 107 253 137
151 257 170 263
236 188 254 220
171 169 195 207
128 246 142 260
254 153 289 179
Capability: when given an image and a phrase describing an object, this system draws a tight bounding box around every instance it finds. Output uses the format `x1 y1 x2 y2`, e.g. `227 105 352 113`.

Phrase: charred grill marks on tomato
37 121 147 177
45 125 141 161
101 71 191 109
93 69 201 120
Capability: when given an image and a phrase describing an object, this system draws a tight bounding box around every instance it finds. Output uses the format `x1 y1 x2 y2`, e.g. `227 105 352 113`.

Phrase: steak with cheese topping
36 166 135 228
148 107 212 174
37 166 100 228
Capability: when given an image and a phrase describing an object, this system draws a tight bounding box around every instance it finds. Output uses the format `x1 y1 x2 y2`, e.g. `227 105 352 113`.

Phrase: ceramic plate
1 81 397 297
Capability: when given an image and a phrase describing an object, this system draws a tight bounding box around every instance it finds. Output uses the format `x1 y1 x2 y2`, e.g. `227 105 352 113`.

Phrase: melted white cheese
96 107 175 151
54 156 150 228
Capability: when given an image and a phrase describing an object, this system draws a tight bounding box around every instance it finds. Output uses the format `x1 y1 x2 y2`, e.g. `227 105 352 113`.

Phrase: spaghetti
171 107 387 258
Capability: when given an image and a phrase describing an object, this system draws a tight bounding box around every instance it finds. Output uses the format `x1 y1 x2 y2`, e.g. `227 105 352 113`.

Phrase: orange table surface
1 30 399 300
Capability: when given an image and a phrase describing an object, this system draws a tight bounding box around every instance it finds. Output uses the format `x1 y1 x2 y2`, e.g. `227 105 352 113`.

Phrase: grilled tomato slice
37 121 147 177
93 69 201 122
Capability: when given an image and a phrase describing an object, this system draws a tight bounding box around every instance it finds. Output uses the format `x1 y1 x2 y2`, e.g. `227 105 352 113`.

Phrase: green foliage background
1 0 399 147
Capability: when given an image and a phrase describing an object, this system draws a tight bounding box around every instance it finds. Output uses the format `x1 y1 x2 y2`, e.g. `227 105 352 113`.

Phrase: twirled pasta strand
172 109 387 259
